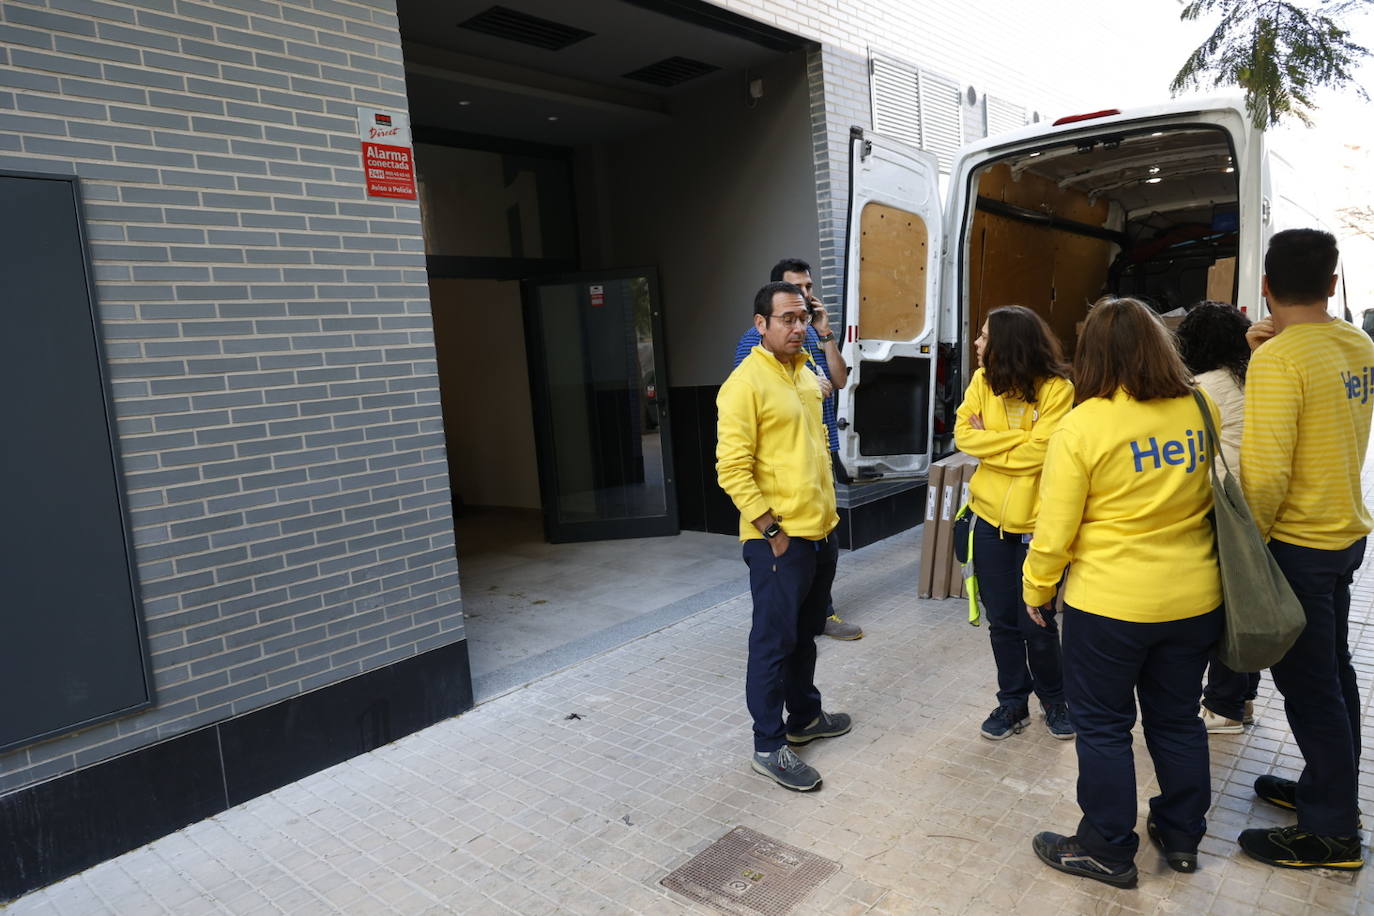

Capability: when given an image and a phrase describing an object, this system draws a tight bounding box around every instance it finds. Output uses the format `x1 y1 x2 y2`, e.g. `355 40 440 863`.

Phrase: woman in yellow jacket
954 306 1074 742
1024 297 1222 888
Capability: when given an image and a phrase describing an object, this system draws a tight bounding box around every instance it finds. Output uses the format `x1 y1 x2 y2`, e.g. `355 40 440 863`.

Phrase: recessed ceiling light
1151 132 1164 137
1028 151 1041 157
1224 166 1235 173
458 100 471 106
1148 166 1160 174
547 115 559 121
1145 177 1162 184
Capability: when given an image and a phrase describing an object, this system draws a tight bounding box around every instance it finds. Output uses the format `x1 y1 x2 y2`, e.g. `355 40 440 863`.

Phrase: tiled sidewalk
7 516 1374 914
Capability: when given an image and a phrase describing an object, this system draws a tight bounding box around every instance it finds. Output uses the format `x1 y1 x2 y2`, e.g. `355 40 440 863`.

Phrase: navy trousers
973 517 1065 708
743 533 838 753
1267 537 1366 836
1201 657 1260 722
1063 604 1222 864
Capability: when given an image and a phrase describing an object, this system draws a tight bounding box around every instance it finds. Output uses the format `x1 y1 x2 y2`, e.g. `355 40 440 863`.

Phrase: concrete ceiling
396 0 809 145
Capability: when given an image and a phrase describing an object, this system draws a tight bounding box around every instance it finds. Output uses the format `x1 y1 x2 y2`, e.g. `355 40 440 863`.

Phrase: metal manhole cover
660 826 840 915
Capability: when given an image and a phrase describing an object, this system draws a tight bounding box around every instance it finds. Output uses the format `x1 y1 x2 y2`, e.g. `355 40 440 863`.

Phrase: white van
834 96 1344 482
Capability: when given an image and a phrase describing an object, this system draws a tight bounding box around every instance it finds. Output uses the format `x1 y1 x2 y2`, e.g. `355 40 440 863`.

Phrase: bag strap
954 502 980 627
1190 388 1233 479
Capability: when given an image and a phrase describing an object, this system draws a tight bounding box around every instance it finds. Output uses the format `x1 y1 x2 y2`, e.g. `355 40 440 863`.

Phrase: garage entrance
394 0 818 696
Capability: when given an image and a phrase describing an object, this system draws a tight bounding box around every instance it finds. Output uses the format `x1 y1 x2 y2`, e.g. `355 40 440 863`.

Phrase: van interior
960 125 1240 370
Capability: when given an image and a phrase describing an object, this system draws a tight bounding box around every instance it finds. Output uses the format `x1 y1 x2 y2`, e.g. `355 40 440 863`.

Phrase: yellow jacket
717 346 838 541
954 369 1074 533
1241 320 1374 549
1022 389 1222 623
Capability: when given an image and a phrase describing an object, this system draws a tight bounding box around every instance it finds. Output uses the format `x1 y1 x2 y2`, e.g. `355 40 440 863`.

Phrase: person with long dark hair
1176 301 1258 735
955 305 1075 741
1025 297 1222 887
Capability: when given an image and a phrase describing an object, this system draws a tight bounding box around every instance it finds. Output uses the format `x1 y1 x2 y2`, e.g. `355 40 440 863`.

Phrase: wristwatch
816 331 835 343
762 520 782 539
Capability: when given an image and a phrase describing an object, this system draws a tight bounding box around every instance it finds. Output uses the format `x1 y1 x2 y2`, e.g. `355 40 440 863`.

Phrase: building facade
0 0 1196 899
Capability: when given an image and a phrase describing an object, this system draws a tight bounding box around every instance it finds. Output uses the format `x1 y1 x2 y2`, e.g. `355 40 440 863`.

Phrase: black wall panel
0 172 151 752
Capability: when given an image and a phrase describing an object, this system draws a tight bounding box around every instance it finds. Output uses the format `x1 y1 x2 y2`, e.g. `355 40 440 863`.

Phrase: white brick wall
0 0 460 794
715 0 1207 120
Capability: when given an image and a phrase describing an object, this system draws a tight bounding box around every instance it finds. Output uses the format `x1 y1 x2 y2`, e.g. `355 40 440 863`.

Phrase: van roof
971 95 1249 155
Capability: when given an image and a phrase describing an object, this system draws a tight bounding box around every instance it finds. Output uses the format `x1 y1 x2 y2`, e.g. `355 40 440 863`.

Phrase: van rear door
836 128 944 481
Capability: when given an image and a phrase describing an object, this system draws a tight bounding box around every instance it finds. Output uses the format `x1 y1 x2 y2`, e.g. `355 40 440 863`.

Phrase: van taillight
1052 108 1121 126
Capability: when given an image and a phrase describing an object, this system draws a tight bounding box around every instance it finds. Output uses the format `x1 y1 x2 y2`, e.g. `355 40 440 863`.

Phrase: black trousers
1201 656 1260 721
973 516 1064 707
743 533 838 753
1267 537 1366 836
1063 604 1222 864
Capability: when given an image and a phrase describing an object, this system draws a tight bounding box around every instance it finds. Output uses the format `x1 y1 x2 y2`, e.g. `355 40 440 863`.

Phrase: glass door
521 268 678 543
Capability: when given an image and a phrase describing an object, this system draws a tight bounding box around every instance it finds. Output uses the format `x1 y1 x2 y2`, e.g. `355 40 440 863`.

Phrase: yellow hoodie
717 345 838 541
954 369 1074 533
1022 389 1222 623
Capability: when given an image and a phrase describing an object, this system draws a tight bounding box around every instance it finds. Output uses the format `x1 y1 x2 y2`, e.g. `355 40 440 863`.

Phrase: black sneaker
1256 775 1365 829
1044 703 1075 740
1032 831 1138 888
1238 824 1363 871
751 746 821 791
981 704 1030 740
1254 774 1297 811
1147 816 1198 873
785 710 852 746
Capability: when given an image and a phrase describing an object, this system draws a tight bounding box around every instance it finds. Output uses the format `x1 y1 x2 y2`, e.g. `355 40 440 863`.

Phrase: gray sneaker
786 710 852 745
823 614 863 640
751 746 821 791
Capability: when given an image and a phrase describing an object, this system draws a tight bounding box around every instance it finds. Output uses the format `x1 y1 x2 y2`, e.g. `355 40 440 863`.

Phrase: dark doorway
522 268 678 542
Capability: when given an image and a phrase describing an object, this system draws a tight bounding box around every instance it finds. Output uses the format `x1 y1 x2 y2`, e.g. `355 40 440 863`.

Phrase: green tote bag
1192 389 1305 672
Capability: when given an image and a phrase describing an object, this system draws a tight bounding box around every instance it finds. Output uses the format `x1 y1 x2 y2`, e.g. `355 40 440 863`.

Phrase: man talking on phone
732 258 861 640
718 280 852 791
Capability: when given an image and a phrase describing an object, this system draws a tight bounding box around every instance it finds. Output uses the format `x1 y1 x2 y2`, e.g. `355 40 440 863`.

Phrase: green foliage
1171 0 1371 128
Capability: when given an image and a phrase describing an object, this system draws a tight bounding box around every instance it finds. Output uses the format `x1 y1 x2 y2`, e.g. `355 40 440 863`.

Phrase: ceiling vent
458 6 594 51
622 56 720 87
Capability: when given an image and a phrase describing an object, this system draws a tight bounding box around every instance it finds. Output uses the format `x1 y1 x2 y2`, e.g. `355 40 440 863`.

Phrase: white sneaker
1201 707 1243 734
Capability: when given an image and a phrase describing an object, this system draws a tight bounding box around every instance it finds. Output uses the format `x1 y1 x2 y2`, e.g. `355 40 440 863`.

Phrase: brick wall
806 43 870 325
0 0 460 794
708 0 1204 118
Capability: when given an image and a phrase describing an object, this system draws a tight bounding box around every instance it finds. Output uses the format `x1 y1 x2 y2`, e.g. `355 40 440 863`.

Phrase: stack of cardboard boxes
918 452 979 599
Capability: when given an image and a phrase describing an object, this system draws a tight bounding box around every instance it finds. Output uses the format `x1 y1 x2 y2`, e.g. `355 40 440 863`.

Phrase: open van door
836 128 944 481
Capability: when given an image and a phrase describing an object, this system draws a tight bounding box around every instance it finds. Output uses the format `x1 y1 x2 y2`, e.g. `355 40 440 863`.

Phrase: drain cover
661 826 840 915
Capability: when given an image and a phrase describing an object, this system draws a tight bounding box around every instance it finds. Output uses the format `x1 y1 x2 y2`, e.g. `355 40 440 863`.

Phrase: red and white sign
589 284 605 307
357 106 416 200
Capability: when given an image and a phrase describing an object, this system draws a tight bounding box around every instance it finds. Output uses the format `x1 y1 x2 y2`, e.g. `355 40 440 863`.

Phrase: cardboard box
1206 256 1237 303
917 463 946 598
924 452 977 599
930 464 960 599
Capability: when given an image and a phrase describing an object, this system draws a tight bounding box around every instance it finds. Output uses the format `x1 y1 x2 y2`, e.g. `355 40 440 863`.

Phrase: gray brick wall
807 43 871 328
0 0 461 795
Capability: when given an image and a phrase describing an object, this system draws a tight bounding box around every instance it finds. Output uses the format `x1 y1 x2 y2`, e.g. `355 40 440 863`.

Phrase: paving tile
13 461 1374 915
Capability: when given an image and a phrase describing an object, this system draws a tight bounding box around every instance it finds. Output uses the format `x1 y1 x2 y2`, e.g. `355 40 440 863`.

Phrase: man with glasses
718 280 852 791
732 258 861 640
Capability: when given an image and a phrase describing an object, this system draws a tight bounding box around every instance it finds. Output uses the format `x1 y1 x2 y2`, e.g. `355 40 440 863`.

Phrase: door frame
520 266 680 543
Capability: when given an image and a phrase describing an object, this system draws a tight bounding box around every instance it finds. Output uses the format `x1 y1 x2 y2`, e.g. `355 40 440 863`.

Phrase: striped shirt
1240 319 1374 549
734 326 840 452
